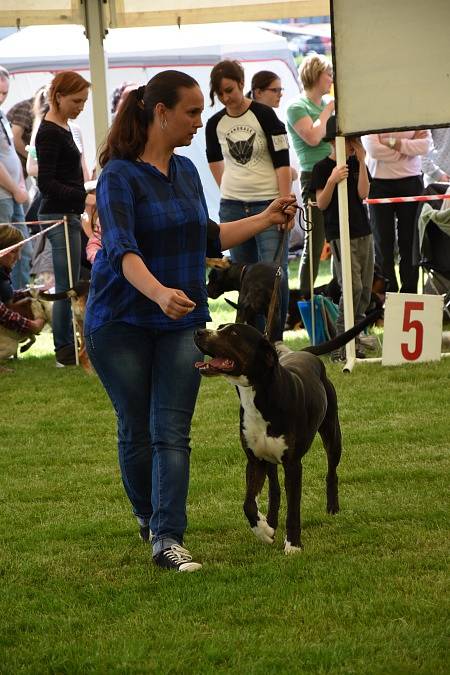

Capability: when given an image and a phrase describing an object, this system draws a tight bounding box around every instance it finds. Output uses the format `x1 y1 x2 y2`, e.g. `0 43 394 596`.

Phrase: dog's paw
252 514 275 544
284 539 303 555
327 504 340 515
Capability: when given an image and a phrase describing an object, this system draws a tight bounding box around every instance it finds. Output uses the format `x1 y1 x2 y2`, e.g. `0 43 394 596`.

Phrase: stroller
415 183 450 320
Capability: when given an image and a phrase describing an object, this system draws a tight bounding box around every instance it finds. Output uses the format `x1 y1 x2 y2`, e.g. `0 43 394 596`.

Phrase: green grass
0 263 449 674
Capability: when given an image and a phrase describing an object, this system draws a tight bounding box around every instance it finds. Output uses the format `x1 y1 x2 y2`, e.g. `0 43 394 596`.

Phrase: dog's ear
258 338 278 369
205 256 231 270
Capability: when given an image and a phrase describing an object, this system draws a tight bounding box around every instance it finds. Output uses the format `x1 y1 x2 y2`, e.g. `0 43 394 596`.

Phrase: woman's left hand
264 194 298 231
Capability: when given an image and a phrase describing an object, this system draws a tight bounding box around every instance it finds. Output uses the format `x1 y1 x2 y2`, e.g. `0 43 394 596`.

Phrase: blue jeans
0 198 31 290
39 213 81 351
219 199 289 341
86 322 204 555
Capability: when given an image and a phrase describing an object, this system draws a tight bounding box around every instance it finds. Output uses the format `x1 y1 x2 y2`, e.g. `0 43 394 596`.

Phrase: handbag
298 295 339 345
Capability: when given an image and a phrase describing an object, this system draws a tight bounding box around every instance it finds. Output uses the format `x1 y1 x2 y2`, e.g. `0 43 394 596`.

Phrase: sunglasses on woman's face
264 87 284 94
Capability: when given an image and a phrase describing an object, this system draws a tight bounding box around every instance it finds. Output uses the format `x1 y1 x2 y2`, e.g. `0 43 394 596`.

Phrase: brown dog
0 298 48 361
38 280 92 372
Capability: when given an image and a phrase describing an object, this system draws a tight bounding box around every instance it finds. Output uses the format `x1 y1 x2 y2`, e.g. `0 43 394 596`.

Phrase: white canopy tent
0 1 328 28
0 22 300 220
0 1 329 166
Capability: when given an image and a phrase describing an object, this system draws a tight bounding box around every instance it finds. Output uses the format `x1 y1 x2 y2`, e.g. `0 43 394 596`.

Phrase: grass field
1 263 449 674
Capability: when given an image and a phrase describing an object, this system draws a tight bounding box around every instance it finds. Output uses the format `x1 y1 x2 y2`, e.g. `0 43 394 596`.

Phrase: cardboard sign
382 293 443 366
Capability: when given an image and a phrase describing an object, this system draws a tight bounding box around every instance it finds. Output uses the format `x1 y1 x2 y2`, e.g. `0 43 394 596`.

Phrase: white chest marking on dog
237 386 287 464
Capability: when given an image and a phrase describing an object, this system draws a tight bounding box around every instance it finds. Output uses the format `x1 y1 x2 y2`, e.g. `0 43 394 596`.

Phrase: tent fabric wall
0 23 300 221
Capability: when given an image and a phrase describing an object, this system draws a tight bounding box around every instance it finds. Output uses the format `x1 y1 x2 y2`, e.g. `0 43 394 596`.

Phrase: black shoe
153 544 202 572
330 349 345 363
55 344 77 367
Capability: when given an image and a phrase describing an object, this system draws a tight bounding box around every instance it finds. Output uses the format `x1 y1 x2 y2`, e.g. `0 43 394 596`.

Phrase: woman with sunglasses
206 60 292 342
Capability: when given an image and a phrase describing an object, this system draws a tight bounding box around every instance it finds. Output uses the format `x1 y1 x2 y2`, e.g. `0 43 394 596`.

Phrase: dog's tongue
195 357 234 371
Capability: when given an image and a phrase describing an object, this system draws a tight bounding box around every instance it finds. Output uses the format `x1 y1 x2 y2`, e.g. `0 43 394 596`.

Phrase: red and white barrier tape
0 220 63 258
0 219 65 227
365 193 450 205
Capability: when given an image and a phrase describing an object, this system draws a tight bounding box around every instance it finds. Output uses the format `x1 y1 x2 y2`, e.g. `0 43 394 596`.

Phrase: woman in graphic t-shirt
206 60 292 341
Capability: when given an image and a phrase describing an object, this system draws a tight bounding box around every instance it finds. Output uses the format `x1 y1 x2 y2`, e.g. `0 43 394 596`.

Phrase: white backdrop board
331 0 450 135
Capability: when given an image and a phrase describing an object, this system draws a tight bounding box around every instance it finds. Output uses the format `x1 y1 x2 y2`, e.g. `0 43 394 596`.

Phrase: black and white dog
194 312 380 554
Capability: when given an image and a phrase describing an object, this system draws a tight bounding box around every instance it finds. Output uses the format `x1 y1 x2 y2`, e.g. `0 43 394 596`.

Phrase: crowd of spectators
1 56 449 368
1 57 448 575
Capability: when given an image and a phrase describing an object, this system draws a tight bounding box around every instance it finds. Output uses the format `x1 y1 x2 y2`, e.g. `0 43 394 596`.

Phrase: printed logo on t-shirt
226 133 255 165
224 124 265 167
272 133 289 152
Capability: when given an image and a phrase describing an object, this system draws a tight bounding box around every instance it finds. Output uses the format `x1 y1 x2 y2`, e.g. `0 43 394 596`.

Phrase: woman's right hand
263 195 298 231
154 287 196 320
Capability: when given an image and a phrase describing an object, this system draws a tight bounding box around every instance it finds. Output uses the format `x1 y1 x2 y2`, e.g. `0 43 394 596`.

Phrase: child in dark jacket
310 116 374 361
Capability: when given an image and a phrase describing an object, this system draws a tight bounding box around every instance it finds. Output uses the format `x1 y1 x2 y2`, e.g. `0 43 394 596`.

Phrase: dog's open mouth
195 357 235 375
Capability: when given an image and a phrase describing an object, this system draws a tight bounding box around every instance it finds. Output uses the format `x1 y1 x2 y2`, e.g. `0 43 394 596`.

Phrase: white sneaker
153 544 202 572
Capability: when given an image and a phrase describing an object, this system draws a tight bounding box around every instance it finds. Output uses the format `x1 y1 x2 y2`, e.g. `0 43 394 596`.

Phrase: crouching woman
0 224 45 362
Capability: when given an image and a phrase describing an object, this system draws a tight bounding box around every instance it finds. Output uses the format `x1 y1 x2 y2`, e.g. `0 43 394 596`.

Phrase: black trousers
369 175 423 293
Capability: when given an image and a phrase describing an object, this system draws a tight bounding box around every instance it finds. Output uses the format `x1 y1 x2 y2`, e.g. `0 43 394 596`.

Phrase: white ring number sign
382 293 444 366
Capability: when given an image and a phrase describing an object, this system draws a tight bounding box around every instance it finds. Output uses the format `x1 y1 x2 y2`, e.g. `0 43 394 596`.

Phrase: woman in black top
36 71 92 366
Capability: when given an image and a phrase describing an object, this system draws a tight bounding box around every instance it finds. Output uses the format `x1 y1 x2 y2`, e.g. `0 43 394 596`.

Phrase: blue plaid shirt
84 154 221 335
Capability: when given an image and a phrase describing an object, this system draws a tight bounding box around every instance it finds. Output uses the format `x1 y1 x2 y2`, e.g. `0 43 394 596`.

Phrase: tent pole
83 0 110 174
335 135 356 368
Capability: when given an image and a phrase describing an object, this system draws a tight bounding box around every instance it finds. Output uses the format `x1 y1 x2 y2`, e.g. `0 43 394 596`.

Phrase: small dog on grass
38 280 92 372
0 297 48 361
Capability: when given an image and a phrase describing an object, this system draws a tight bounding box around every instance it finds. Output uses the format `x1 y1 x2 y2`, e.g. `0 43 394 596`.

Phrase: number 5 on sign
382 293 444 366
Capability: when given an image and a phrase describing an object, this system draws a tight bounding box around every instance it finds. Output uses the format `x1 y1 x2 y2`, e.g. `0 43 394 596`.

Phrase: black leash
264 220 289 344
264 204 314 343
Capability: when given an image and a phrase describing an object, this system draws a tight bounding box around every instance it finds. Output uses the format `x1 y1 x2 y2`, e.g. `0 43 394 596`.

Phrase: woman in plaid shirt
85 70 296 573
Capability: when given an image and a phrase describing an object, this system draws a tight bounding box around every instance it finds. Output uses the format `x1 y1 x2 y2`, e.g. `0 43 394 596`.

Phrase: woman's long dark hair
99 70 199 167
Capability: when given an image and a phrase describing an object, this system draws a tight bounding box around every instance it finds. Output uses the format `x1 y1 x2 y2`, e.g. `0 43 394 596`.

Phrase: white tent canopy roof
0 1 329 28
0 22 298 75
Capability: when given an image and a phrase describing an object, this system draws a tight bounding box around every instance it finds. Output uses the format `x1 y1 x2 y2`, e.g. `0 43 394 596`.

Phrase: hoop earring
160 117 167 130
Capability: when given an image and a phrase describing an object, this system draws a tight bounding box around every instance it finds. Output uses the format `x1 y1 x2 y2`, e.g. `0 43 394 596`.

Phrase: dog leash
264 220 290 344
264 203 314 343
